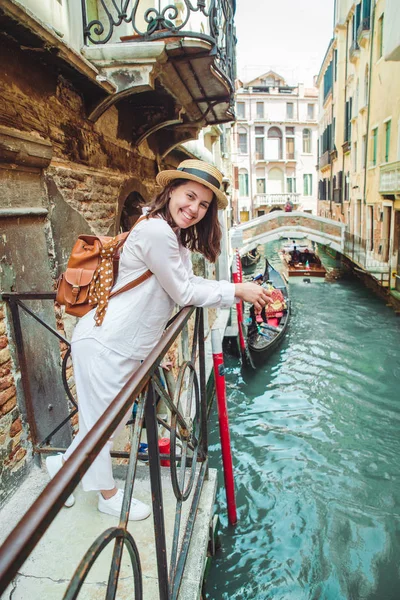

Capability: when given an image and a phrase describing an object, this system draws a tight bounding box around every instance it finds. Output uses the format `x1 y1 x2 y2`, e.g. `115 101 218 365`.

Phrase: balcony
254 193 300 207
379 160 400 194
318 150 331 170
349 40 360 63
357 16 371 48
1 0 236 157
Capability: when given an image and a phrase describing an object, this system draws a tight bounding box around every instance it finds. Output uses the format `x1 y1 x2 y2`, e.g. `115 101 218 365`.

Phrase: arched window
267 126 283 159
364 65 369 107
238 128 248 154
303 129 312 153
239 168 249 196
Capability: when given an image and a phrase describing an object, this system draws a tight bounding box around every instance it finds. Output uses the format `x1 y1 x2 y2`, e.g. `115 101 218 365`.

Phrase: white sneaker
45 454 75 508
98 489 151 521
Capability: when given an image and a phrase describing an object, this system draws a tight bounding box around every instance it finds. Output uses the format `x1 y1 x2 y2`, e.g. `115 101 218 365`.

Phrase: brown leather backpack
56 215 152 320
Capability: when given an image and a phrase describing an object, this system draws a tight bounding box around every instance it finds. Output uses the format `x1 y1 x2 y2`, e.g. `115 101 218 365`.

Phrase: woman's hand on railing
234 283 273 313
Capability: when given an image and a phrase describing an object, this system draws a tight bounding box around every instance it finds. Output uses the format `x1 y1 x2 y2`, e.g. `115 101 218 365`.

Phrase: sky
235 0 335 87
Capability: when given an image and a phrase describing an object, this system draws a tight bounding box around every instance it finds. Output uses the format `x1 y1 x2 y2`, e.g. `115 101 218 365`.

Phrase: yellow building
317 0 400 293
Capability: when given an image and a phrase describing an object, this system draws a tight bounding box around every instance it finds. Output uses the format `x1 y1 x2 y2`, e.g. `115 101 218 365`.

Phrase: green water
205 244 400 600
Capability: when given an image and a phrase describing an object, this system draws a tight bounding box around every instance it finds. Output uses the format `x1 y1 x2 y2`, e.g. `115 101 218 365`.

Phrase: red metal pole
211 329 237 526
232 251 245 352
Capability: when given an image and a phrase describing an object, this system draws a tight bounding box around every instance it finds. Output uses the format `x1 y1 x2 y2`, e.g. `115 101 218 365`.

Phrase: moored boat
241 247 261 268
280 241 326 279
244 260 290 364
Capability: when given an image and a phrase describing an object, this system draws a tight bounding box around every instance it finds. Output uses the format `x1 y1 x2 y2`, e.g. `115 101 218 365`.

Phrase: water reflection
205 245 400 600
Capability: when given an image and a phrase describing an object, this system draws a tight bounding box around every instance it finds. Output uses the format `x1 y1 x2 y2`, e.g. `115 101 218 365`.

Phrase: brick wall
0 304 31 505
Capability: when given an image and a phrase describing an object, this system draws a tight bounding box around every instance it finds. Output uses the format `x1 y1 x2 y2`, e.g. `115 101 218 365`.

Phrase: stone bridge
230 211 346 256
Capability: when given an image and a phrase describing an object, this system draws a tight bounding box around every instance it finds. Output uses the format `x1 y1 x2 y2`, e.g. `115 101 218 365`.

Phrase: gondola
241 247 261 268
243 260 290 364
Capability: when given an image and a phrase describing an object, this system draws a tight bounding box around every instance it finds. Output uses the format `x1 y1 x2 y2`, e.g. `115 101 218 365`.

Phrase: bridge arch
230 211 346 256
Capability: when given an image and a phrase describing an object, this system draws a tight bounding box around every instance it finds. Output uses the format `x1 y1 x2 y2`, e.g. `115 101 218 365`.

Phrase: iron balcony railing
0 292 210 600
318 150 331 170
357 16 371 40
81 0 236 86
254 193 300 207
349 40 360 61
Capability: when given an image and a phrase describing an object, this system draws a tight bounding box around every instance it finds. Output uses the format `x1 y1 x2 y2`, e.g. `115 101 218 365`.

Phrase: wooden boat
243 260 290 364
241 247 261 268
280 242 326 278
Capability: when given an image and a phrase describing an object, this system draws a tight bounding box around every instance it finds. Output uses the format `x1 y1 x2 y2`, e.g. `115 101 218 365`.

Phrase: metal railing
0 292 209 600
344 233 391 270
81 0 236 85
254 193 300 207
349 40 360 61
318 150 331 169
357 16 371 40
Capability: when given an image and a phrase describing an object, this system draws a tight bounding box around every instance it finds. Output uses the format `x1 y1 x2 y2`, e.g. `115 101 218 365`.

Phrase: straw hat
156 159 228 209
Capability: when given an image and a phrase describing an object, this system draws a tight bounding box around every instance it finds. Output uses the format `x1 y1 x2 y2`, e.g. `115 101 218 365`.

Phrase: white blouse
72 217 235 360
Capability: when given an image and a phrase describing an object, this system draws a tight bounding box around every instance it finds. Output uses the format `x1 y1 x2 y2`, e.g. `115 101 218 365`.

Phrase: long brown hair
146 180 222 263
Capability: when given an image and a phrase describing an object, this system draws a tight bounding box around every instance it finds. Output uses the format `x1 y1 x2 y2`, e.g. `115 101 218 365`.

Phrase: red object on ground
232 250 245 352
211 329 238 526
158 438 171 466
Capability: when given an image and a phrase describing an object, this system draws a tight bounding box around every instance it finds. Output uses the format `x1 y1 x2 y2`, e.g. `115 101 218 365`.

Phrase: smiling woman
46 159 273 522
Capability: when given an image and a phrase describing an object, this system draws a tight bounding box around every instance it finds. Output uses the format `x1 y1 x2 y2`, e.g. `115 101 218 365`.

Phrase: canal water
205 243 400 600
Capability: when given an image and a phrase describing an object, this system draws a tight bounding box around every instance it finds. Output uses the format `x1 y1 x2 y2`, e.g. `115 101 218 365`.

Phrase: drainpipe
341 20 349 214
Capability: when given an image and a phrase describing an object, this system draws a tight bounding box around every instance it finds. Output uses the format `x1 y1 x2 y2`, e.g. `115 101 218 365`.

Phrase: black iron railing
0 293 210 600
81 0 236 85
357 16 371 40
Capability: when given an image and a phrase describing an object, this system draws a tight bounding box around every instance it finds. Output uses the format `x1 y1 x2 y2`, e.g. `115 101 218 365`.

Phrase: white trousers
63 339 140 492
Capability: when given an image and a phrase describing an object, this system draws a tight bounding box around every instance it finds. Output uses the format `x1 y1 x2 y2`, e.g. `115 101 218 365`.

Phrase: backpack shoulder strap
113 214 148 246
109 269 152 300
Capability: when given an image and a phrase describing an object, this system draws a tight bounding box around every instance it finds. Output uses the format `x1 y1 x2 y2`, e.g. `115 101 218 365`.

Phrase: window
255 126 264 160
286 136 295 160
286 103 294 119
303 129 312 153
237 102 245 119
256 102 264 119
384 120 391 163
239 171 249 196
307 104 315 120
267 127 283 159
371 127 378 166
256 178 266 193
238 130 248 154
287 177 296 193
377 14 384 60
303 174 313 196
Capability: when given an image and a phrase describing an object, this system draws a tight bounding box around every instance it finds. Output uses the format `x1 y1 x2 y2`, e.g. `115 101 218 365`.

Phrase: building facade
317 0 400 292
0 0 236 506
231 71 319 223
